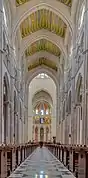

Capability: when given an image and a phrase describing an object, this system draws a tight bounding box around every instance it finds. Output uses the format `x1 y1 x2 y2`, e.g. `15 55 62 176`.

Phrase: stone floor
9 147 76 178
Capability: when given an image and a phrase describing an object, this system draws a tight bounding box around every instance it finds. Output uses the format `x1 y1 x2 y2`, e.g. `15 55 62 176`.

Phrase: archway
28 72 56 142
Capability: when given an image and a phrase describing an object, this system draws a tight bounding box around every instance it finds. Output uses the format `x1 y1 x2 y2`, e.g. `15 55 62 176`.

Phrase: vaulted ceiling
11 0 73 76
28 57 58 72
25 39 61 57
16 0 72 7
32 90 53 107
20 9 67 38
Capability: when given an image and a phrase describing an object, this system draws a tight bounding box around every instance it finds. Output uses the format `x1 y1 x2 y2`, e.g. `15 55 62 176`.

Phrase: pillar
22 148 24 161
0 0 3 143
56 84 60 142
60 149 62 162
71 11 77 145
74 105 82 145
44 127 46 142
64 149 67 166
77 106 80 145
69 115 71 144
83 0 88 145
8 103 11 144
69 150 73 172
58 147 60 159
18 148 21 165
78 151 86 178
12 148 16 171
0 151 7 178
38 126 40 142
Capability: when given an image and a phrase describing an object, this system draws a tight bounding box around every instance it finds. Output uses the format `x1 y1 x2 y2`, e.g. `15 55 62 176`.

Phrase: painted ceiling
16 0 72 7
25 39 61 57
28 57 58 71
20 9 67 38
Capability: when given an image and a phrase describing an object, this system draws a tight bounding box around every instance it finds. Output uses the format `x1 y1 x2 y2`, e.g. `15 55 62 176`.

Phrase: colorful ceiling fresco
28 57 58 71
25 39 61 57
16 0 72 7
20 9 67 38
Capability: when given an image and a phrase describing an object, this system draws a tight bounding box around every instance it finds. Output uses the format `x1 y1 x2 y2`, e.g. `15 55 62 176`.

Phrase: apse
28 73 56 142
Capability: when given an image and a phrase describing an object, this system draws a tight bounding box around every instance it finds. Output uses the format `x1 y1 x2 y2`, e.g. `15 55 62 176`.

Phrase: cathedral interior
0 0 88 178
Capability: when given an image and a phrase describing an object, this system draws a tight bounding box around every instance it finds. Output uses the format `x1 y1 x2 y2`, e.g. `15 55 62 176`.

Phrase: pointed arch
12 1 73 38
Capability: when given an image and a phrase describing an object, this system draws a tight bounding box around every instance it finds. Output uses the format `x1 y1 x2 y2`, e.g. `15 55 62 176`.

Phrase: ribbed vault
16 0 72 7
11 0 73 37
25 39 61 57
8 0 72 81
27 52 60 66
28 57 58 72
32 90 53 107
20 9 67 38
20 31 67 57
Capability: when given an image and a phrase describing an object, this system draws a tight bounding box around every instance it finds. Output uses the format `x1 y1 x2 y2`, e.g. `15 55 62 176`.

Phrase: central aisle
9 147 76 178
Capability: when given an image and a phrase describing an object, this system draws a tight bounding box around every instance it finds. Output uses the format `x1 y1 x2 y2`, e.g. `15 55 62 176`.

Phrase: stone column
38 126 40 142
44 126 46 142
10 46 15 144
7 103 11 144
69 150 73 172
64 150 67 166
83 0 88 145
71 17 77 145
68 115 71 144
56 83 60 142
0 0 3 143
12 148 16 171
22 148 24 161
18 148 21 165
1 151 7 178
48 125 51 141
25 85 29 143
58 147 60 159
78 151 86 178
60 149 62 161
77 106 80 144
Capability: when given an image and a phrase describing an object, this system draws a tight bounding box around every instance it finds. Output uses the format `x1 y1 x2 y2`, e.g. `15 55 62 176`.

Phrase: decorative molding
25 39 61 57
28 57 58 71
16 0 72 7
